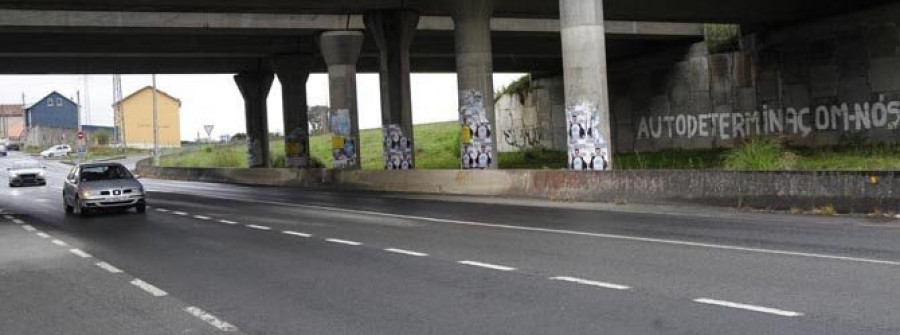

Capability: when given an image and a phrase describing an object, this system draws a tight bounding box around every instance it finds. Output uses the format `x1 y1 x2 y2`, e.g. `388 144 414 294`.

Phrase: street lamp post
152 74 159 166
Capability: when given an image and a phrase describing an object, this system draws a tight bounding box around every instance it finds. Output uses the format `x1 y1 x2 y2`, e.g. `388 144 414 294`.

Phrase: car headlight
9 172 17 178
38 171 45 177
79 189 92 198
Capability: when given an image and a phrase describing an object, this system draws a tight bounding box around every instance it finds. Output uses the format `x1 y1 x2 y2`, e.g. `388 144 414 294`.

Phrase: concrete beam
321 31 365 170
273 54 312 169
234 70 274 168
365 10 418 171
0 9 703 37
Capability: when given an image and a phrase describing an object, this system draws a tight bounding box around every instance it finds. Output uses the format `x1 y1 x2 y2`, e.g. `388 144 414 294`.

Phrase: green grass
160 122 900 171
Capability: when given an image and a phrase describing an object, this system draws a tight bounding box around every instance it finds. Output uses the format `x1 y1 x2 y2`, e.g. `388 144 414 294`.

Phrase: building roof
113 86 182 107
0 104 24 117
25 91 78 110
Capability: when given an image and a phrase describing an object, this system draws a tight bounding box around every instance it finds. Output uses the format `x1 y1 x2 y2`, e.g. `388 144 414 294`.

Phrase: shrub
724 138 791 171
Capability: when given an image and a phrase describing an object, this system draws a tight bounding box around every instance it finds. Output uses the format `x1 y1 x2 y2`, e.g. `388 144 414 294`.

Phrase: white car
0 144 7 157
41 145 72 158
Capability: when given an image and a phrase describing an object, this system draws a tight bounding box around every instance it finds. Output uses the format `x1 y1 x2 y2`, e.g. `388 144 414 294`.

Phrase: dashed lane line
13 219 25 225
384 248 429 257
173 211 189 216
282 230 312 238
694 298 803 317
193 215 211 220
549 276 631 291
95 261 124 274
191 195 900 267
218 219 238 225
51 239 69 247
245 224 272 231
69 249 93 258
325 238 362 246
458 260 517 272
36 232 51 239
184 307 239 332
155 208 170 212
130 279 169 297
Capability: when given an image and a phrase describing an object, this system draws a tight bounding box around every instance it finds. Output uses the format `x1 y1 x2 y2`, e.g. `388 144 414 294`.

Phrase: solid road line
458 260 517 271
694 298 803 317
185 195 900 267
384 248 429 257
549 276 631 290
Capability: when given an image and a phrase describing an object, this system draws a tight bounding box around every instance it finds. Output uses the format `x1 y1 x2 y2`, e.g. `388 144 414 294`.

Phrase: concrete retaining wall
136 161 900 213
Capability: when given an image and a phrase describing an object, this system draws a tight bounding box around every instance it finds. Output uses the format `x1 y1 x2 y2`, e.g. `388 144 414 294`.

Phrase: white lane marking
173 211 188 216
36 232 51 239
218 219 238 225
13 219 25 225
384 248 429 257
184 306 239 332
325 238 362 246
245 224 272 231
168 192 900 267
458 260 516 271
69 249 92 258
51 239 68 247
130 279 168 297
282 230 312 238
694 298 803 317
155 208 170 212
3 214 13 219
95 261 124 274
193 215 211 220
549 276 631 290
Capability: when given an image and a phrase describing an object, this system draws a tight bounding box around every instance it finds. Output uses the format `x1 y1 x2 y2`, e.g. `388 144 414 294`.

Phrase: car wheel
136 203 147 214
64 201 74 214
72 197 88 216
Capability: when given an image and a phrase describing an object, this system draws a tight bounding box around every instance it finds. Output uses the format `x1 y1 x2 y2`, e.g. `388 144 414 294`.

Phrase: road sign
76 131 85 140
204 125 214 138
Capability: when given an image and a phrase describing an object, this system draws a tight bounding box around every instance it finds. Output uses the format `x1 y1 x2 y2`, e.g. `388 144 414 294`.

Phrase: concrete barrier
136 159 899 213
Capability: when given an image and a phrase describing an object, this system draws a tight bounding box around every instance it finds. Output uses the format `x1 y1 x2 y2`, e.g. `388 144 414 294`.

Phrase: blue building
25 91 78 129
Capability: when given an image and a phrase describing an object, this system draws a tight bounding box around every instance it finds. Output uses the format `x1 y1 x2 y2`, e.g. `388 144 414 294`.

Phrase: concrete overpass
0 0 893 170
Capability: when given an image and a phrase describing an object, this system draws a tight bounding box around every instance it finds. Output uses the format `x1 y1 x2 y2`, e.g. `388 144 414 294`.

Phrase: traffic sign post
76 131 86 163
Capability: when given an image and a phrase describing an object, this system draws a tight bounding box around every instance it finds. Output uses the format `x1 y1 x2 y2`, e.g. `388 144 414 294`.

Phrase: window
47 99 53 107
56 98 63 107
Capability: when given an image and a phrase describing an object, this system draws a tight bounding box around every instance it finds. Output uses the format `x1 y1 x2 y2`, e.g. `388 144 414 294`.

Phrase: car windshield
80 165 133 181
12 161 41 170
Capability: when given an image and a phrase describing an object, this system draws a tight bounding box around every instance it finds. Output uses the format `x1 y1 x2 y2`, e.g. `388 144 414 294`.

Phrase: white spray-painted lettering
637 98 900 140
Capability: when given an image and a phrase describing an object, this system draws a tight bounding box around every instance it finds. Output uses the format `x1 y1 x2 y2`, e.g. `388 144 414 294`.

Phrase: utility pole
152 74 160 166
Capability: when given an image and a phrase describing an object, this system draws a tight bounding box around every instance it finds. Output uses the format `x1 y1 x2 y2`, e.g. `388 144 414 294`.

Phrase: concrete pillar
364 10 419 170
273 54 312 169
320 31 365 170
560 0 613 171
234 70 274 168
454 0 498 170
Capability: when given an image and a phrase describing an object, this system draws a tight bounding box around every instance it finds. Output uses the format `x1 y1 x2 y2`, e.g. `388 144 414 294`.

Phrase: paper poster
567 101 609 171
331 109 357 169
383 124 413 170
459 89 493 169
285 127 309 168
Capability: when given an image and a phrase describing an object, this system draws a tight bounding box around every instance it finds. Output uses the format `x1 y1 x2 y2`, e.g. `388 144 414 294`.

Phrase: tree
308 105 331 136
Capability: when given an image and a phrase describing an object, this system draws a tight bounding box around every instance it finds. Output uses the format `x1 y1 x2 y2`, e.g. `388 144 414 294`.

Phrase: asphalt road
1 151 900 334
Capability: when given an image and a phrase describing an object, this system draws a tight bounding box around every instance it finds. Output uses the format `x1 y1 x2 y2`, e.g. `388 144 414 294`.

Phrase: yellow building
114 87 181 149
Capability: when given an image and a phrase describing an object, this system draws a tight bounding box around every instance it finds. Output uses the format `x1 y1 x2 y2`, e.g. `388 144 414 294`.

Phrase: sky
0 73 524 140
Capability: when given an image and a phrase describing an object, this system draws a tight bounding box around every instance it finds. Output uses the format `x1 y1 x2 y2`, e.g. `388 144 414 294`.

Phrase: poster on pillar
285 127 309 168
459 90 493 169
331 109 357 169
567 101 609 171
383 124 413 170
